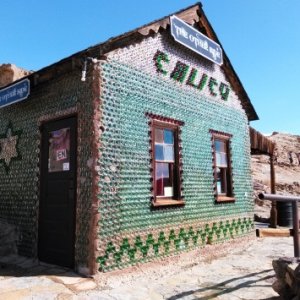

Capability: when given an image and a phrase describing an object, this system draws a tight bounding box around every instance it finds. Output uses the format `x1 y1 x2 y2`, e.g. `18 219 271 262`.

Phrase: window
147 114 184 207
210 130 234 202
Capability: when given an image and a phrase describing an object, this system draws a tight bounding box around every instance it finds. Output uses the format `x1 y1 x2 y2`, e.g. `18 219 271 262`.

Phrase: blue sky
1 0 299 135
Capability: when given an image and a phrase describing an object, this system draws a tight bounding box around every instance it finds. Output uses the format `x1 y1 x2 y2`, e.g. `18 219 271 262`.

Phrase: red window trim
210 129 235 203
147 115 184 207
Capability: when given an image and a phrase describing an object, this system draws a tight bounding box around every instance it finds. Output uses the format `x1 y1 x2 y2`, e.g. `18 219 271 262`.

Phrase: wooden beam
270 154 277 228
256 228 292 237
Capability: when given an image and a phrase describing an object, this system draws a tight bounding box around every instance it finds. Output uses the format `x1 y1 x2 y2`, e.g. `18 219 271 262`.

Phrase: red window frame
147 114 184 207
210 130 235 203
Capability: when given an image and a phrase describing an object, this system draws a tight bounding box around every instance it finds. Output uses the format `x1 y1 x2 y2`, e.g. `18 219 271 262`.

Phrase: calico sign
0 79 30 109
170 15 223 66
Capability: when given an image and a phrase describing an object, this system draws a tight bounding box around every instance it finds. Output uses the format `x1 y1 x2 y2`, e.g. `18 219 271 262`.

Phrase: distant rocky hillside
0 64 32 87
252 132 300 219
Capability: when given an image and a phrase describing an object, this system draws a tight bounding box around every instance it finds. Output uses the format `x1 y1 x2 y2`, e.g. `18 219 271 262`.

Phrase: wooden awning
250 127 275 155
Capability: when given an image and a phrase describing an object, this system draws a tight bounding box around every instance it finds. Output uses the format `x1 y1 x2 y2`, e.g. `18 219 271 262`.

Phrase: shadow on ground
0 261 80 278
166 269 279 300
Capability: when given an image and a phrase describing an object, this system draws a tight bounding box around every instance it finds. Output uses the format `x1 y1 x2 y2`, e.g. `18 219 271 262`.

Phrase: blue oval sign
0 78 30 109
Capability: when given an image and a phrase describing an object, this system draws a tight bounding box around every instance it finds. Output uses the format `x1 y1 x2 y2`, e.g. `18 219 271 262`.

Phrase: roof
250 127 275 155
1 2 258 121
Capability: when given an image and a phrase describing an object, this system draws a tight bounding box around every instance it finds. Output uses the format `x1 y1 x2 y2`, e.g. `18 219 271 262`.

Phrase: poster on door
48 127 70 172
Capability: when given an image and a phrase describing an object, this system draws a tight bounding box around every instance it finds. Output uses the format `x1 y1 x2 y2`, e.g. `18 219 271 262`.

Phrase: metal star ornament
0 121 22 173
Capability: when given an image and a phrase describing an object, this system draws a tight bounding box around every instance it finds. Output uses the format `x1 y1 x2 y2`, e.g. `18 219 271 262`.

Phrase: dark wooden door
38 117 77 268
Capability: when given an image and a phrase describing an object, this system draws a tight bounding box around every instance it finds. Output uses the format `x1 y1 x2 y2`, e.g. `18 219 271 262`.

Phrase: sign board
170 15 223 66
0 78 30 109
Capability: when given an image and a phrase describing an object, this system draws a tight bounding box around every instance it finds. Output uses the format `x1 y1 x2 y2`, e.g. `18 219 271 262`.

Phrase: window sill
216 196 235 203
152 199 185 207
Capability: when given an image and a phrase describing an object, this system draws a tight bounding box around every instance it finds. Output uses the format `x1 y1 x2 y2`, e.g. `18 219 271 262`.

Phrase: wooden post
292 201 300 257
269 154 277 228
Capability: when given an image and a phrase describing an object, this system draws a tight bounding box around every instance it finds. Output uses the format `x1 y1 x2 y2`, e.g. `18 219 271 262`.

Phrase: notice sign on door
170 15 223 65
48 128 70 172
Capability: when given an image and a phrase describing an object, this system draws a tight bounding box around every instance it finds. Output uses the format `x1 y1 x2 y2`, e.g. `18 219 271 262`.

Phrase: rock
272 279 285 293
253 180 265 190
285 271 294 288
294 264 300 280
273 259 289 279
272 258 300 299
0 63 32 87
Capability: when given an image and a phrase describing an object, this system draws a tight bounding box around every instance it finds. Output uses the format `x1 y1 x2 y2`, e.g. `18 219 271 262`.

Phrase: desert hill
252 132 300 220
